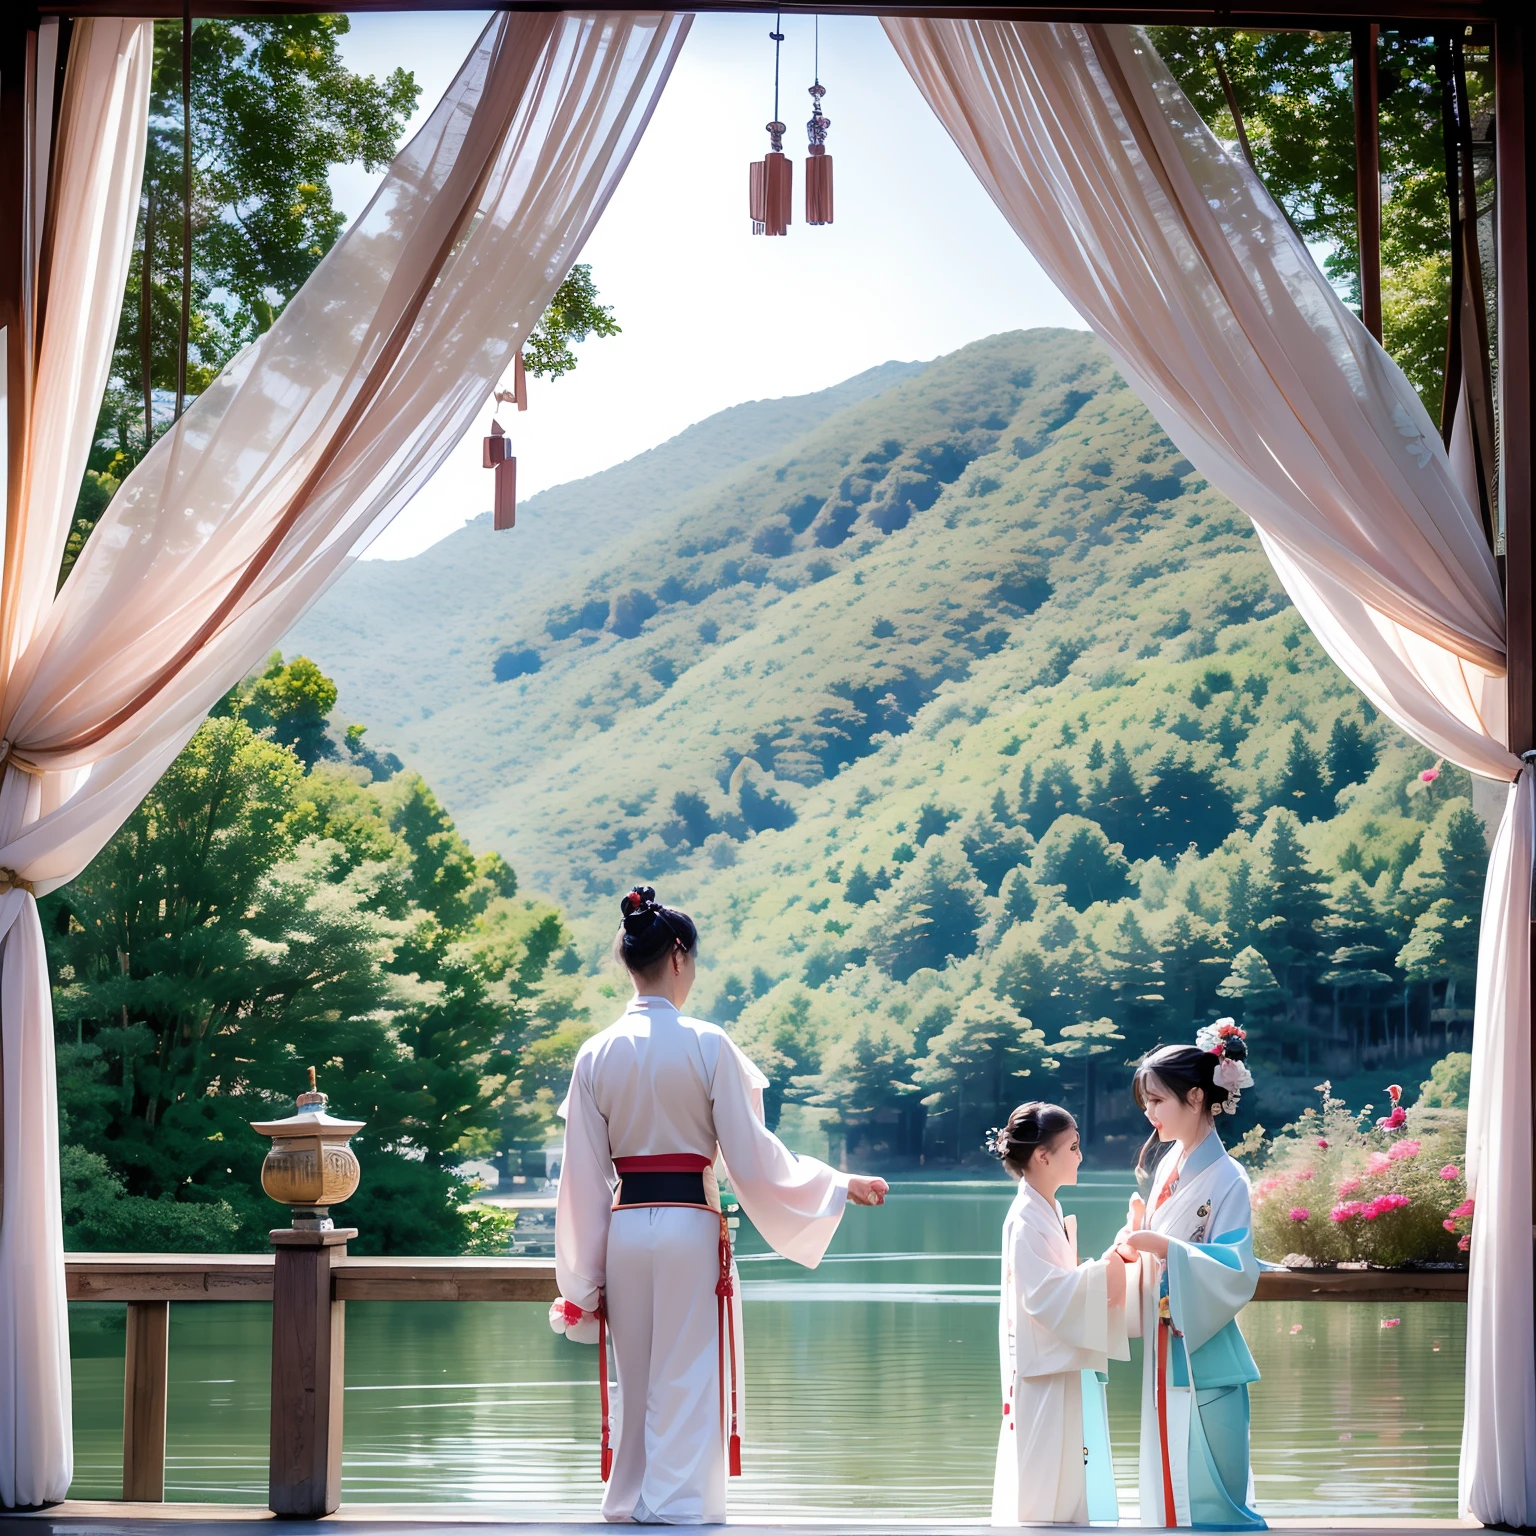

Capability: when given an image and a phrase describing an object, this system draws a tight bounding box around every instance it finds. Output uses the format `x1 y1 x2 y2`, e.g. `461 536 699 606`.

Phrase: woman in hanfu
989 1102 1130 1526
1118 1026 1266 1531
552 885 890 1524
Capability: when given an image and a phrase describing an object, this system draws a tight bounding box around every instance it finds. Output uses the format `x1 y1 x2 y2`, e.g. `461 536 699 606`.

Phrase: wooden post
268 1228 354 1518
122 1300 170 1501
1499 20 1533 755
1352 23 1382 343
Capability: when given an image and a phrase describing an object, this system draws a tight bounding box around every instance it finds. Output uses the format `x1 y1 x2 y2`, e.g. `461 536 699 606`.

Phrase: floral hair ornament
1193 1018 1254 1114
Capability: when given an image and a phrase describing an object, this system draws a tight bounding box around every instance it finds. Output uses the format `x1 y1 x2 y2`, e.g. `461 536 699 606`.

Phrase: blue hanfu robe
993 1183 1129 1525
1133 1130 1266 1530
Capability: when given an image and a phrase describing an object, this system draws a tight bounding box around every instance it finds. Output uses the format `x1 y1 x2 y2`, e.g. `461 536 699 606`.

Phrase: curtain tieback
0 739 44 777
0 868 35 896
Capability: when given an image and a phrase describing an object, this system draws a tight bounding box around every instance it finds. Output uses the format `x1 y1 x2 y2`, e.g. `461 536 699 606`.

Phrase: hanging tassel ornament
484 352 528 531
749 20 792 237
805 20 833 226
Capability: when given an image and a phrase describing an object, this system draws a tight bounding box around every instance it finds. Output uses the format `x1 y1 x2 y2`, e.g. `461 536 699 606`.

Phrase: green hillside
289 329 1486 1162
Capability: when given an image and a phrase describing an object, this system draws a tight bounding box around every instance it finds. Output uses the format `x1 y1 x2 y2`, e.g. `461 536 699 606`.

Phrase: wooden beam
1252 1269 1467 1303
331 1256 560 1303
31 0 1505 24
1352 23 1382 342
1498 18 1533 757
67 1252 278 1303
122 1301 170 1503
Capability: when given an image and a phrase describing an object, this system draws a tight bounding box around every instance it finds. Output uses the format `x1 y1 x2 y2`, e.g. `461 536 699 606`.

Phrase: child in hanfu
989 1102 1131 1526
1118 1026 1267 1531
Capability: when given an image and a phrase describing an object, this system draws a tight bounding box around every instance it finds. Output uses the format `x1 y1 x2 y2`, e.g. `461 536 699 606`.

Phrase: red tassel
511 348 528 411
748 160 766 234
805 148 833 226
729 1433 742 1477
598 1302 613 1481
484 419 516 530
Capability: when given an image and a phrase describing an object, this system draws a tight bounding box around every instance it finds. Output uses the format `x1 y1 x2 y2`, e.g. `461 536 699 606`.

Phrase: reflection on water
68 1173 1464 1516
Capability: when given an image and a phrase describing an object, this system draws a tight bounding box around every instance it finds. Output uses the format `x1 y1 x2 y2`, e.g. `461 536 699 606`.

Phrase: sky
331 12 1088 560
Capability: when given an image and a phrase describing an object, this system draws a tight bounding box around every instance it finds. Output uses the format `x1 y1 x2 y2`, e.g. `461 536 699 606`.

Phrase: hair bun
621 885 660 933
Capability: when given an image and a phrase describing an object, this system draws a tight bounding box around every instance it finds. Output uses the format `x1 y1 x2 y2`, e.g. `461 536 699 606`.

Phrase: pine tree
996 865 1037 927
1223 858 1262 951
960 808 1033 896
810 1029 923 1161
1325 715 1378 790
1031 815 1131 910
1023 758 1083 833
1085 738 1106 772
1050 1017 1123 1140
914 994 1048 1159
865 840 986 979
1260 812 1330 991
1276 727 1334 822
1088 741 1144 856
1159 910 1230 1025
1393 803 1487 1019
1319 872 1399 1062
1102 909 1169 1058
1143 752 1237 856
1216 946 1285 1022
843 862 890 906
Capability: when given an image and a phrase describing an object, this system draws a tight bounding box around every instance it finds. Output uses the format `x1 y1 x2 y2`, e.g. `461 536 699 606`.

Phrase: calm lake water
68 1173 1465 1518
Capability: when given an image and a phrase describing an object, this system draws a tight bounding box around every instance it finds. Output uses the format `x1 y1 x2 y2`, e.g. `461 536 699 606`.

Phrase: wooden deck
0 1505 1488 1532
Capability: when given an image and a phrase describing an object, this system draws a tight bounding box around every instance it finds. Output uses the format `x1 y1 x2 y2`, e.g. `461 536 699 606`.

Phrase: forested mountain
289 329 1489 1163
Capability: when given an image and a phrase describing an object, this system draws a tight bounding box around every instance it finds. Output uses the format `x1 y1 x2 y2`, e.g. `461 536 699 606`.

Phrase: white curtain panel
0 10 687 1505
0 18 153 1507
883 16 1535 1523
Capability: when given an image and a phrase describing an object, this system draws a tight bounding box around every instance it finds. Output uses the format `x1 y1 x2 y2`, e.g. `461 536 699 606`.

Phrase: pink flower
1257 1177 1284 1197
1331 1201 1363 1223
1288 1207 1311 1222
1388 1139 1421 1161
1338 1177 1362 1197
1380 1317 1401 1328
1289 1323 1303 1335
1316 1138 1330 1149
1458 1234 1471 1251
1420 766 1440 783
1376 1106 1408 1131
1444 1218 1458 1232
1366 1151 1392 1175
1450 1198 1476 1219
1439 1165 1460 1181
1296 1168 1314 1181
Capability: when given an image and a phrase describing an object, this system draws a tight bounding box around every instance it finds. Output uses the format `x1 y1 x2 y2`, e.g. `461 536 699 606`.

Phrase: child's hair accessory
1194 1018 1254 1114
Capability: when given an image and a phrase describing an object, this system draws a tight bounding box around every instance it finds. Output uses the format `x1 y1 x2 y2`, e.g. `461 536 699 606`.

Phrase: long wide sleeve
1015 1222 1129 1375
555 1052 615 1315
1164 1181 1258 1356
709 1034 848 1267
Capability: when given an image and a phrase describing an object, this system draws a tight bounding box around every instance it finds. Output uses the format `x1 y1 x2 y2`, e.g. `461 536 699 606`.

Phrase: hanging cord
176 0 192 421
771 13 783 123
814 14 819 87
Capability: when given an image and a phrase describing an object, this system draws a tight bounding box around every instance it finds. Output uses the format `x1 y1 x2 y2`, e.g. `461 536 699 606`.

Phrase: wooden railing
65 1252 1467 1515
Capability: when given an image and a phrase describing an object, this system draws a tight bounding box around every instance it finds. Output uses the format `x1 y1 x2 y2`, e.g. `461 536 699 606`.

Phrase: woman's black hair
1131 1042 1237 1189
611 885 698 977
987 1101 1077 1180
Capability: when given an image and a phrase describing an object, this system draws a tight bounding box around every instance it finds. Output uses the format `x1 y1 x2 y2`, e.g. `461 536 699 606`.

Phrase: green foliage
523 265 621 381
48 665 578 1253
1418 1050 1471 1108
289 328 1487 1161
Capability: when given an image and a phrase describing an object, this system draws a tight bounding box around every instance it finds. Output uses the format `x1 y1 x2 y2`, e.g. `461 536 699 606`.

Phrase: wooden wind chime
483 349 527 531
749 15 833 236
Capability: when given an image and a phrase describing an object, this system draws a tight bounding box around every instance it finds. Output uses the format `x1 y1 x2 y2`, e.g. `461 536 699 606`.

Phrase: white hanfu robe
1132 1130 1265 1530
556 995 849 1524
993 1183 1128 1526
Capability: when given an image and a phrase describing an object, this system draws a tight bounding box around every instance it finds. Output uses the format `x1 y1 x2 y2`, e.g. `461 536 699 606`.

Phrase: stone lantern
251 1067 365 1231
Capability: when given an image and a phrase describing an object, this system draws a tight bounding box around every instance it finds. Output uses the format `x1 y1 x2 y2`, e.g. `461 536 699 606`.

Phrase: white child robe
556 995 849 1524
994 1182 1129 1526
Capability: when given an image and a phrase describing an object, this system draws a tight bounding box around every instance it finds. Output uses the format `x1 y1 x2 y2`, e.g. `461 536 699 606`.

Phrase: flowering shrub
1243 1076 1468 1267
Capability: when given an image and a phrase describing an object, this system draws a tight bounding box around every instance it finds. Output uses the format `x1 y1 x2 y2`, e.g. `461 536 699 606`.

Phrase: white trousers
603 1205 741 1525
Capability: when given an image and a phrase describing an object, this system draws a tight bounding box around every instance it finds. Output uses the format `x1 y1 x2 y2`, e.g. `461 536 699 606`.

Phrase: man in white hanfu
553 886 890 1524
990 1101 1129 1526
1119 1031 1266 1531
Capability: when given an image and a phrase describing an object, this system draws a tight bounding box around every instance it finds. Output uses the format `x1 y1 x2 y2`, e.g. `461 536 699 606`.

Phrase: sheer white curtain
0 10 687 1505
883 16 1534 1523
0 19 153 1506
